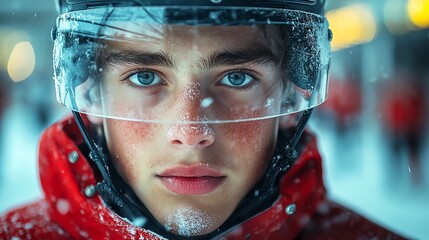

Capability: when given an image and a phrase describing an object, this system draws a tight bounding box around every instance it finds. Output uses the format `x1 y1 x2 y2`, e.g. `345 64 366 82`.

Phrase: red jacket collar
38 116 326 240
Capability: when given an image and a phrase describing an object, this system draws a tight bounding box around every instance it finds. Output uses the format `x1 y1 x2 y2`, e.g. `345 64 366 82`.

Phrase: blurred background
0 0 428 239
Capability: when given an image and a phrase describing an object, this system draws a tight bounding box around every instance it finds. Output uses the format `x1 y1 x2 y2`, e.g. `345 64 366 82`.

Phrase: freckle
226 121 264 149
110 120 161 183
121 121 159 141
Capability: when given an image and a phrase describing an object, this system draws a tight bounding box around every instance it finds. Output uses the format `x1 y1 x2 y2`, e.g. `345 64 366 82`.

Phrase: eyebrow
102 49 176 69
199 46 280 70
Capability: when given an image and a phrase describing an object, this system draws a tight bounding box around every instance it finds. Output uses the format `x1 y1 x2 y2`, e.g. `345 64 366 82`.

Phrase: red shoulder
296 201 407 240
0 200 73 239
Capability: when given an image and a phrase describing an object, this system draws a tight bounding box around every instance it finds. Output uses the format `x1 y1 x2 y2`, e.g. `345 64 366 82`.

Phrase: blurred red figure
318 77 362 129
379 74 426 185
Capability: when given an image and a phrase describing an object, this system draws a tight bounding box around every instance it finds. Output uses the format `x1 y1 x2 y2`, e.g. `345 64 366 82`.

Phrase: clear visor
53 6 331 124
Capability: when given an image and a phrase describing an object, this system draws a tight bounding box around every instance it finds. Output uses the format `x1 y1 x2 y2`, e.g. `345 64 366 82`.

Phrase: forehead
106 24 271 53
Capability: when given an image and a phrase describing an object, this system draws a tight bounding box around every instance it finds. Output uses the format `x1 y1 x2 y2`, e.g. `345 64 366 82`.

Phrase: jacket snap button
84 185 96 198
285 203 296 215
68 151 79 163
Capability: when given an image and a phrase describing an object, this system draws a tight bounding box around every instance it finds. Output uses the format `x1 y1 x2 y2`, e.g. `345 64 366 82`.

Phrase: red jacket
0 117 405 240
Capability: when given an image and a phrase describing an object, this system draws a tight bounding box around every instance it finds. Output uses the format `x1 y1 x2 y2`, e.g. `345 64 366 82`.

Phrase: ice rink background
1 0 428 239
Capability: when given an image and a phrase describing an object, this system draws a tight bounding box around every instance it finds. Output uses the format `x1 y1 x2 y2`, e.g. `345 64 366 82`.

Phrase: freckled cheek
226 120 273 149
225 120 277 168
105 120 160 183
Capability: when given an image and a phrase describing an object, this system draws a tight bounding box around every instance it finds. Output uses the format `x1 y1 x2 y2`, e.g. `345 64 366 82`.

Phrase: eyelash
219 69 261 91
121 68 165 89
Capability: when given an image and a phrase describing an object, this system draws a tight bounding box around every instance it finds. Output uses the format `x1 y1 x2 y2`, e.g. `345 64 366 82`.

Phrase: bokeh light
7 41 35 82
327 4 377 51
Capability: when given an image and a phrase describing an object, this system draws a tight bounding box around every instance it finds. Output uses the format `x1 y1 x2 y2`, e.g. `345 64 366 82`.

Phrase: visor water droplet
201 97 214 108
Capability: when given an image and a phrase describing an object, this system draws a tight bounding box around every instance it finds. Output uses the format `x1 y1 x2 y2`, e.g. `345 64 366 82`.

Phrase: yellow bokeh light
408 0 429 28
7 41 36 82
327 4 377 51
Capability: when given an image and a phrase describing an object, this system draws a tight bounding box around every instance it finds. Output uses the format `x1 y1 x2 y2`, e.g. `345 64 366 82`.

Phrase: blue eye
220 72 255 88
128 71 162 86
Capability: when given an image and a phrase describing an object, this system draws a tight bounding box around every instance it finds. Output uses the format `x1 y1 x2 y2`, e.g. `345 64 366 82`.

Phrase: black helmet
52 0 331 238
56 0 327 15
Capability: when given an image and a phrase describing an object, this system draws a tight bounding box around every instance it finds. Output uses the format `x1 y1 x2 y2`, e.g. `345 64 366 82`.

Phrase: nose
167 123 215 148
167 82 215 148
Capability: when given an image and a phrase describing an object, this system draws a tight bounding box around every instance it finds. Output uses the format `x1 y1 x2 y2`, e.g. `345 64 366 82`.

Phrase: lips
157 166 225 195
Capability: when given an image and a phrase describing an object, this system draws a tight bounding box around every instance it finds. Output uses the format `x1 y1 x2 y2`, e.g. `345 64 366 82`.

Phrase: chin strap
72 112 143 216
264 108 313 191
